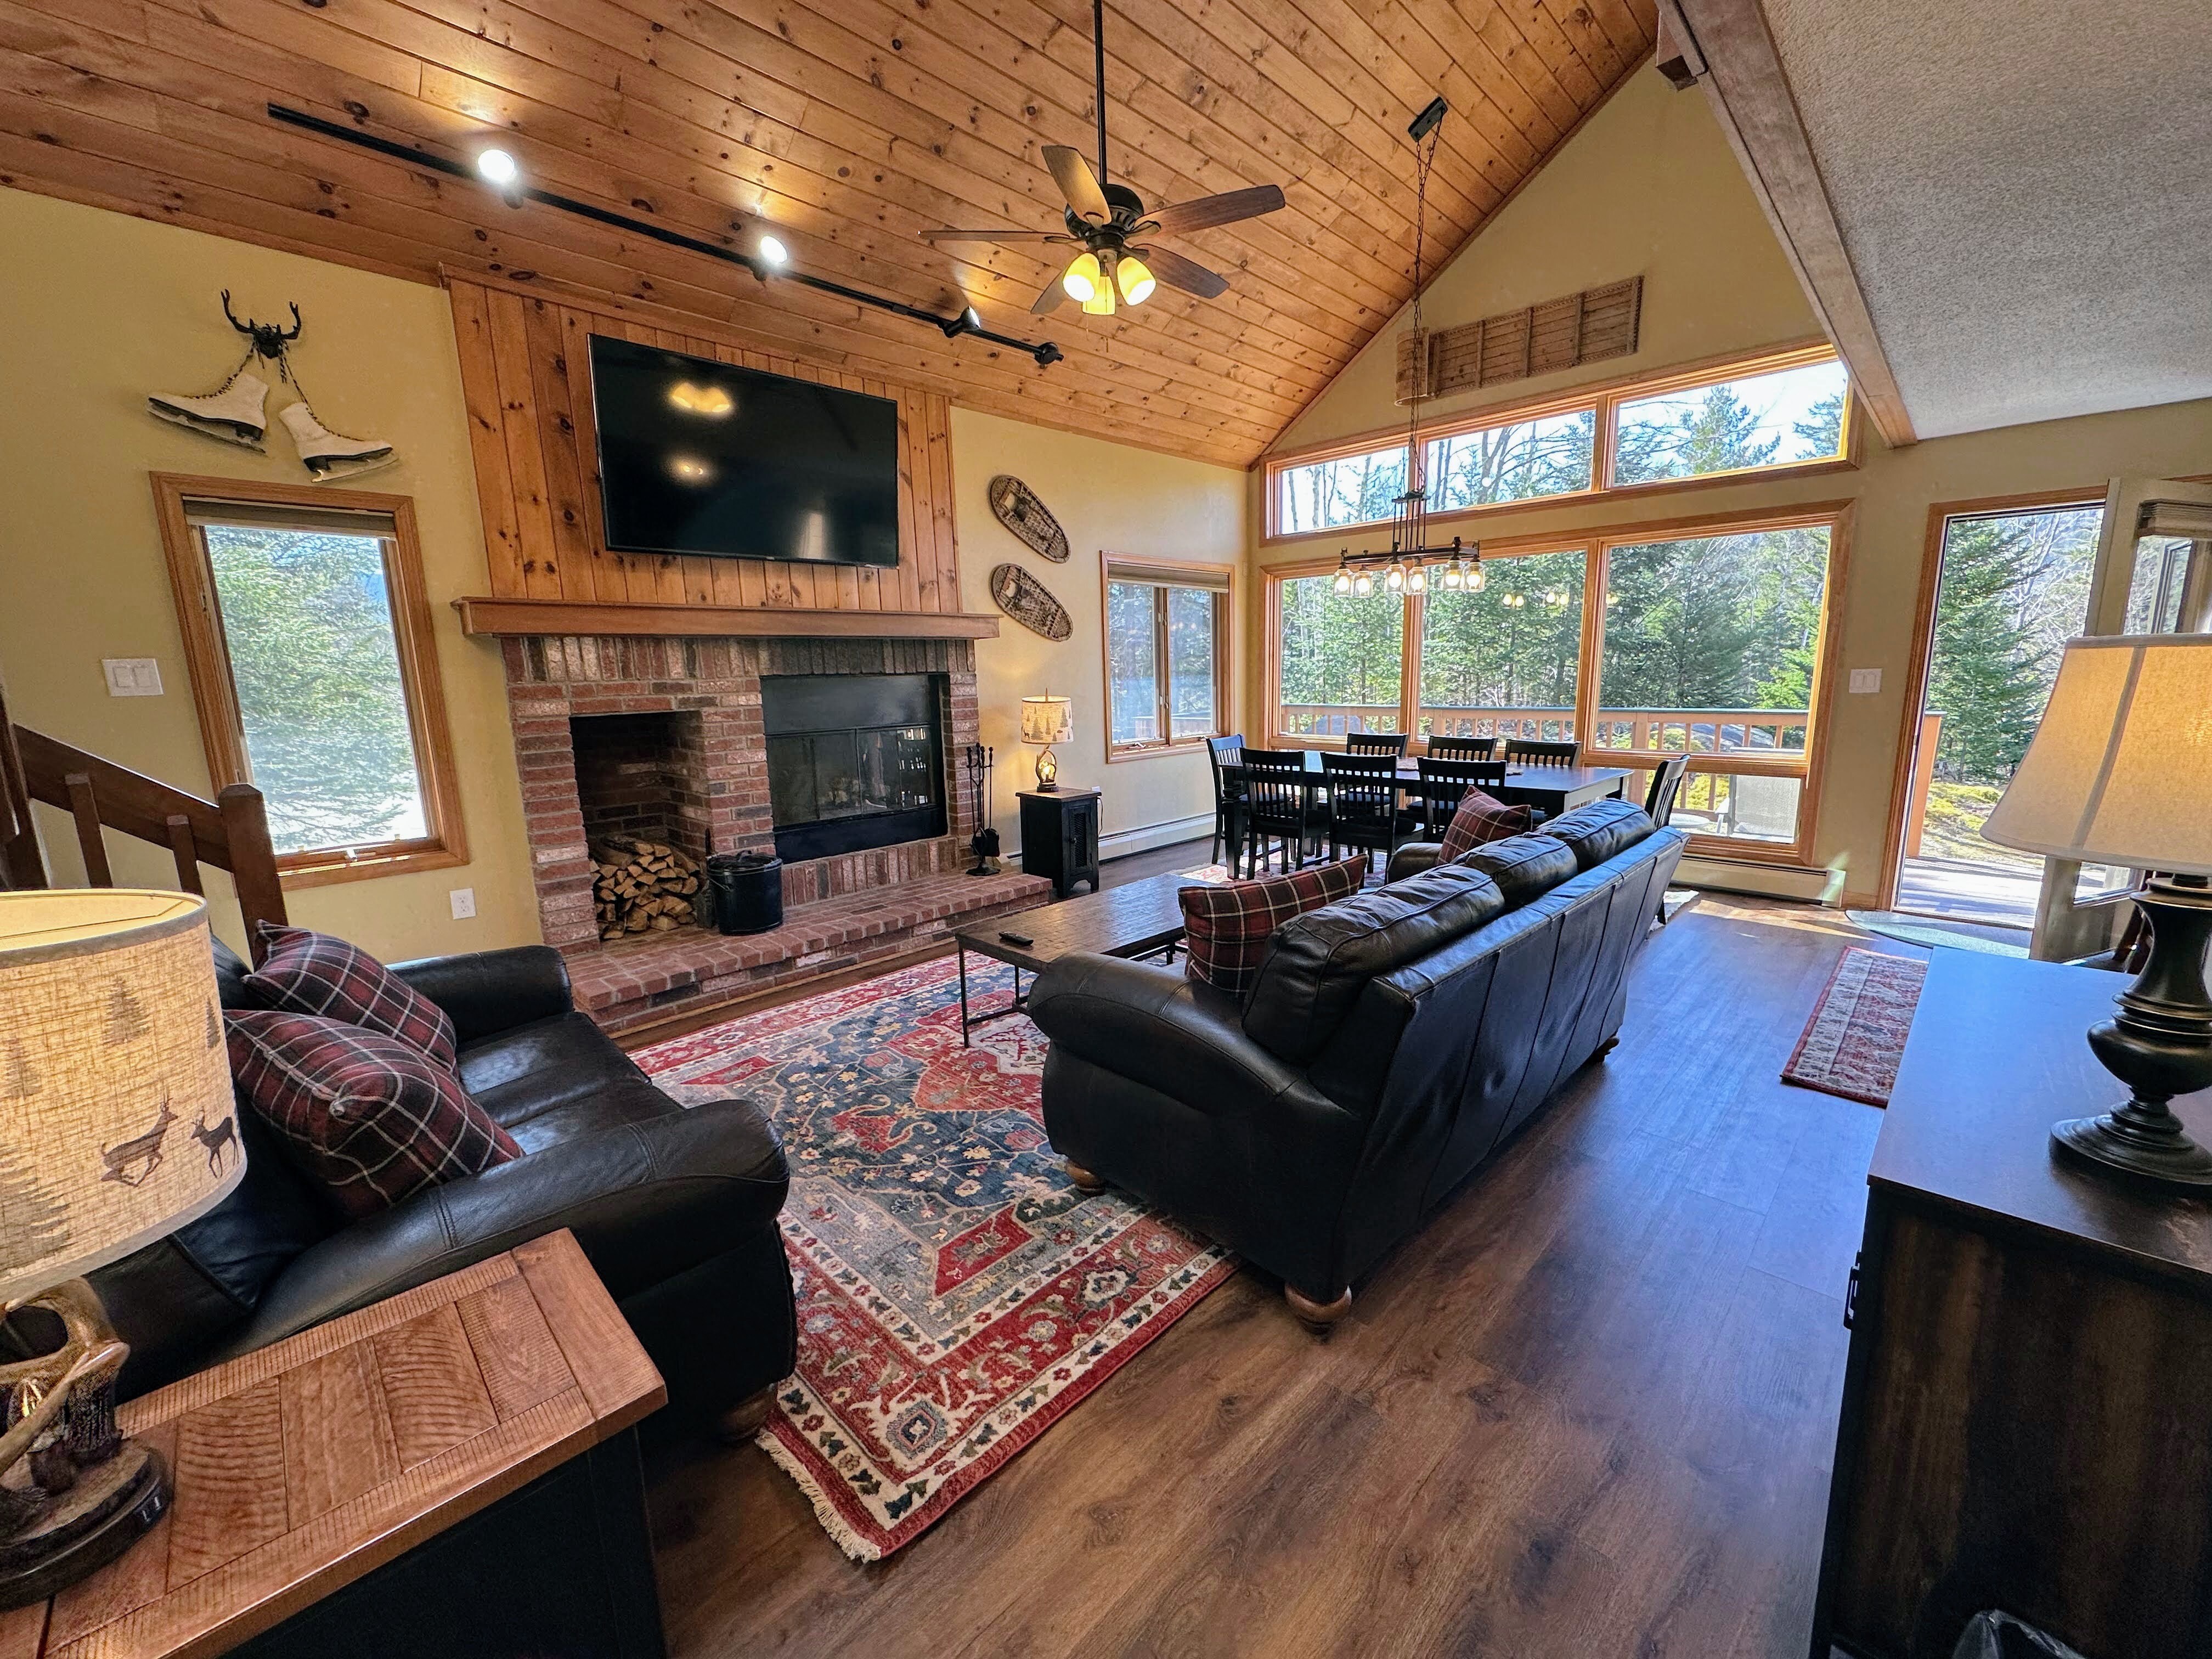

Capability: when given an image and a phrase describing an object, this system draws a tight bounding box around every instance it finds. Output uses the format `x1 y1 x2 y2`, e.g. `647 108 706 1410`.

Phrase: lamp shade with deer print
0 888 239 1607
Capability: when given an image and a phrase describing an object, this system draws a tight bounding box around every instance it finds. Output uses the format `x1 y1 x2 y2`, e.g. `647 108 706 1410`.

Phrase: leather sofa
1027 799 1686 1326
92 940 796 1435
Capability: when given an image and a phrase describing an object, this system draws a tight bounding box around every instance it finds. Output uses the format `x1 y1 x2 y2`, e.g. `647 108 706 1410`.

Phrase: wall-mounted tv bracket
267 104 1066 370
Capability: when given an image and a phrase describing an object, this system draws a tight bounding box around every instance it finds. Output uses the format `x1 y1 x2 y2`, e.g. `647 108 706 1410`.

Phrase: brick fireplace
501 632 1047 1032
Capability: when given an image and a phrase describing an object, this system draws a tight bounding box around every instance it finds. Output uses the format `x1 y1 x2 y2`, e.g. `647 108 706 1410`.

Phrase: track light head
940 305 984 339
759 234 789 267
476 149 518 186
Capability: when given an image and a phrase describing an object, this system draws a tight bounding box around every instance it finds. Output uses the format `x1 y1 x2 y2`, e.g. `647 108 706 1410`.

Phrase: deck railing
1276 703 1813 759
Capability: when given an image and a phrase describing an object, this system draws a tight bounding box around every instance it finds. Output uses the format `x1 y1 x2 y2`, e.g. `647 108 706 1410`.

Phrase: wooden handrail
10 725 287 957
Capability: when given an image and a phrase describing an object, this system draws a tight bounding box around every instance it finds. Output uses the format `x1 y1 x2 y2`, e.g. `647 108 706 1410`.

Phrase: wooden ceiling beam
1672 0 1915 447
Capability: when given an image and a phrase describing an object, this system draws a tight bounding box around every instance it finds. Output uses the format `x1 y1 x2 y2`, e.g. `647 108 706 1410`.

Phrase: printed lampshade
0 890 243 1304
1019 695 1074 746
1982 635 2212 876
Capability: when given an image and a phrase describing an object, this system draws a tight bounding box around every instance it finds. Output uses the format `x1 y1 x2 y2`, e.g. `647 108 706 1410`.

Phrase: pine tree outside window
153 475 467 887
1102 556 1231 757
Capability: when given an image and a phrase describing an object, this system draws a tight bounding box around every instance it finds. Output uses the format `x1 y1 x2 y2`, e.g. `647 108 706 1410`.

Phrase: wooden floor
642 891 1911 1657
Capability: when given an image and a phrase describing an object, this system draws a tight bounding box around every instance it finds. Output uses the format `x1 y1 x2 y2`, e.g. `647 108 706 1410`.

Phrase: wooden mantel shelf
453 596 1001 640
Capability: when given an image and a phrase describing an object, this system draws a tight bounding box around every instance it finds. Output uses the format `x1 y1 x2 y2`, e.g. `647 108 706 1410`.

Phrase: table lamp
1982 635 2212 1189
1020 693 1073 791
0 889 242 1607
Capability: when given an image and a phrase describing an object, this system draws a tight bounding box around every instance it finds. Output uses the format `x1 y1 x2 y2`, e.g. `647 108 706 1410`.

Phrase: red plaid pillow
1179 856 1368 997
1437 788 1536 861
244 923 458 1073
225 1010 520 1218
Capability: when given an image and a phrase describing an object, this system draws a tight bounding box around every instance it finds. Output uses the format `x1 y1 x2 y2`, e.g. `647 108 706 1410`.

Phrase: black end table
1018 787 1101 899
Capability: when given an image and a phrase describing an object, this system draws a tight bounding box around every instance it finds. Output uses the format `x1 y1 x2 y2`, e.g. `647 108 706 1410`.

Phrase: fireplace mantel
454 597 1001 641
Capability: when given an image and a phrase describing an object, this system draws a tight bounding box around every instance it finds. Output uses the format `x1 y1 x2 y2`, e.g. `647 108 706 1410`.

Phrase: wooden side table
1018 787 1101 899
0 1230 667 1659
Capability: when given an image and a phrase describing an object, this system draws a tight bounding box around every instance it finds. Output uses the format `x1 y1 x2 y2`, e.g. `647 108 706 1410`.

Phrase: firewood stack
591 833 702 939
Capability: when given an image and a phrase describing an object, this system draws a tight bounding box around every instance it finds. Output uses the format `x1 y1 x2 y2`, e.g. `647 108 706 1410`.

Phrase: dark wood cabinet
1018 787 1100 899
1814 951 2212 1659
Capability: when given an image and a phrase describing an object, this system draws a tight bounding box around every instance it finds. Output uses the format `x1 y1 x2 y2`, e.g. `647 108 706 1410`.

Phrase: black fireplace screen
760 674 946 861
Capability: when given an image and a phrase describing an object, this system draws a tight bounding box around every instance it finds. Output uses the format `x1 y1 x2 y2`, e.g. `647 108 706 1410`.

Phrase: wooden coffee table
0 1230 666 1659
952 869 1210 1043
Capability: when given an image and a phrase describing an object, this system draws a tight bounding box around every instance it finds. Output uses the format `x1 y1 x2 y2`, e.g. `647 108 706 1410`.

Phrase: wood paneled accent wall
447 276 962 619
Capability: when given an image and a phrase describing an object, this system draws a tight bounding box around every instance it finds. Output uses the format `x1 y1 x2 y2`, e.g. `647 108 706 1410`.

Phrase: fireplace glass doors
760 674 947 861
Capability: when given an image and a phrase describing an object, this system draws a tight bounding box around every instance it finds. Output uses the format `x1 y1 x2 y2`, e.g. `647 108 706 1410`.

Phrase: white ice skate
279 399 397 482
148 366 270 450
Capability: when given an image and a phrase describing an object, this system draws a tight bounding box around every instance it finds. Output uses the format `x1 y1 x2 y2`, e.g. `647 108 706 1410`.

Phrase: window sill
1106 738 1221 764
278 843 469 890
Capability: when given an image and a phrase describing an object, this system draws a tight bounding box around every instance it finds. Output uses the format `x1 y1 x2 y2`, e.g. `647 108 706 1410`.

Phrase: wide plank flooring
644 893 1908 1656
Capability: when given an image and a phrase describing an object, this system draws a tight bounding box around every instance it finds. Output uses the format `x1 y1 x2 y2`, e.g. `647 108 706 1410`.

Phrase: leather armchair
93 940 795 1436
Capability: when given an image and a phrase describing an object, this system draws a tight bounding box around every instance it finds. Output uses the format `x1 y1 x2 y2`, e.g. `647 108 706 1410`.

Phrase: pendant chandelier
1332 97 1483 602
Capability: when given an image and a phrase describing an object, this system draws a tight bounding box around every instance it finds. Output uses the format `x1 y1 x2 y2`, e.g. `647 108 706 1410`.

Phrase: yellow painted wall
1254 71 2212 907
955 408 1246 857
0 186 540 961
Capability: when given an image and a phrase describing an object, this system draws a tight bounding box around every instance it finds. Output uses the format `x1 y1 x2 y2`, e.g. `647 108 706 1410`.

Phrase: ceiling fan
919 0 1286 318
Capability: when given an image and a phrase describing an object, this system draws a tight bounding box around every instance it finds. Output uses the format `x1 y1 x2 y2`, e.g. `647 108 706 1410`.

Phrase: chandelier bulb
1352 570 1375 597
1331 558 1352 596
1407 563 1427 595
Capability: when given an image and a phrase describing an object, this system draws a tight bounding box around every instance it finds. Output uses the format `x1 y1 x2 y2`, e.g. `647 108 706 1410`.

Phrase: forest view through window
1105 566 1228 751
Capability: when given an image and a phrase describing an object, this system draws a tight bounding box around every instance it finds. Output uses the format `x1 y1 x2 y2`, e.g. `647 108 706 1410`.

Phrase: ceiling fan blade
1043 145 1111 224
1030 279 1069 315
1135 244 1229 300
1142 184 1286 236
920 228 1066 244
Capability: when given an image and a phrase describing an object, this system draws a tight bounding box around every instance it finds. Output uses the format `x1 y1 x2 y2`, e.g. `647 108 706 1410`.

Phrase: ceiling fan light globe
1116 255 1156 304
1062 251 1102 302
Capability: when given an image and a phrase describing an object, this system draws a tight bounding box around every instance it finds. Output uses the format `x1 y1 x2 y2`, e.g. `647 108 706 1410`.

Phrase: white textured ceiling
1760 0 2212 439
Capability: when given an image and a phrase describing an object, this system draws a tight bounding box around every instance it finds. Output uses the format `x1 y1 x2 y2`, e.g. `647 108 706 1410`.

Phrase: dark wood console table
1813 950 2212 1659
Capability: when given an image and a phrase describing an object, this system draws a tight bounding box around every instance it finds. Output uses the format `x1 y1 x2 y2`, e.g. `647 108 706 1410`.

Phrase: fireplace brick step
565 869 1055 1035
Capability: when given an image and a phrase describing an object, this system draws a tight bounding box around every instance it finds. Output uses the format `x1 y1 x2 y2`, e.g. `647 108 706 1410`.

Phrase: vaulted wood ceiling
0 0 1654 467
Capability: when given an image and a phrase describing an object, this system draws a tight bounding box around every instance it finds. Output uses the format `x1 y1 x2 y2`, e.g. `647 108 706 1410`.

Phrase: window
1275 572 1405 738
153 476 465 884
1274 444 1408 537
1610 358 1849 487
1101 557 1230 756
1264 503 1849 862
1424 410 1595 515
1418 547 1585 742
1262 346 1853 541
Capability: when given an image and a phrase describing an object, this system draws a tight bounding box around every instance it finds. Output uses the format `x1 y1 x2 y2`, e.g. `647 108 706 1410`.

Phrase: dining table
1217 752 1639 873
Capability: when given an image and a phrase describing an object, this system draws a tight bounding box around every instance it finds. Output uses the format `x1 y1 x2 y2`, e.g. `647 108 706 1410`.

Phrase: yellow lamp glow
1062 251 1102 302
1116 255 1156 305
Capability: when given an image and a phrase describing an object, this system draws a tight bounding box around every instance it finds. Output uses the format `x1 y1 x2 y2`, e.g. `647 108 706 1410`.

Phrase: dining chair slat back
1239 749 1316 873
1426 735 1498 762
1414 757 1510 837
1344 732 1409 758
1505 738 1581 767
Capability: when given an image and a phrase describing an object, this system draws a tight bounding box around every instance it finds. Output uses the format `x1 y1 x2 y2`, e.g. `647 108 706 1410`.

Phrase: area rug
1780 946 1928 1106
633 956 1234 1560
1845 909 2028 958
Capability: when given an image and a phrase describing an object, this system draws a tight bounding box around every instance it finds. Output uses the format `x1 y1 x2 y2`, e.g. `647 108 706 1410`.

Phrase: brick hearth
502 631 1037 1031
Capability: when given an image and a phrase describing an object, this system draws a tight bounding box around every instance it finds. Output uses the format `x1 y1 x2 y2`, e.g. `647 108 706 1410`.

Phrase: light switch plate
102 658 163 697
449 887 477 919
1848 668 1882 694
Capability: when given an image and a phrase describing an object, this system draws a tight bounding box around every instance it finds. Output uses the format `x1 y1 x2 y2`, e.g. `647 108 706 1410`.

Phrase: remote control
998 930 1035 946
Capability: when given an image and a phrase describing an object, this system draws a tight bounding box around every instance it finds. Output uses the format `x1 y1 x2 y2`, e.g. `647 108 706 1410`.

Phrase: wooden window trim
1261 498 1857 867
151 472 469 889
1099 553 1233 762
1260 340 1855 545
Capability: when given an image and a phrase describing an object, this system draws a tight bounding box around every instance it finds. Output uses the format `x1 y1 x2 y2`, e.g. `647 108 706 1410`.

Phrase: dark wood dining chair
1344 731 1409 758
1321 752 1401 875
1238 749 1319 874
1206 734 1246 871
1505 738 1581 767
1414 757 1510 838
1644 754 1689 827
1426 734 1498 761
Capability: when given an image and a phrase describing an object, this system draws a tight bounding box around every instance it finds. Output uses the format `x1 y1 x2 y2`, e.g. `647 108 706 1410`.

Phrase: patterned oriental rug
1781 946 1929 1107
634 956 1234 1560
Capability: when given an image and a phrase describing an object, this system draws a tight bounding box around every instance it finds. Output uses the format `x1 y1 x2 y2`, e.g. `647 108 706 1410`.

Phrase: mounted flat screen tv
589 336 901 567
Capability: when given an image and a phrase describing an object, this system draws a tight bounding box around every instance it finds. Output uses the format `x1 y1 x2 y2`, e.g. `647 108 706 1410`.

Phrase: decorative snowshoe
147 367 270 449
278 399 397 482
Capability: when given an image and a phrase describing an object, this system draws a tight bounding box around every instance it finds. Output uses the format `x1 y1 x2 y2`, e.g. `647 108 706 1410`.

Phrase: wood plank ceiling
0 0 1655 467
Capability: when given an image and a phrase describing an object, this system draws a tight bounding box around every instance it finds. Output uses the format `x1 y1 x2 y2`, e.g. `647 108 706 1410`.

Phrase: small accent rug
633 956 1234 1560
1845 909 2028 958
1781 946 1928 1107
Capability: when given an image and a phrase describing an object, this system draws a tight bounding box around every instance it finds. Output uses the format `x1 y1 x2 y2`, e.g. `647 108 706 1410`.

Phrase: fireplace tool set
964 745 1000 876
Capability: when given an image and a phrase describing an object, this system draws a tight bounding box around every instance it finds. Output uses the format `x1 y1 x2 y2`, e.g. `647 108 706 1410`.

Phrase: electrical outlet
449 887 477 919
102 658 163 697
1848 668 1882 694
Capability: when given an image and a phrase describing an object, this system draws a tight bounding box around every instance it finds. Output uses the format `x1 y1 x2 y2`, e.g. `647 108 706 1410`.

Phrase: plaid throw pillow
225 1010 520 1218
1437 788 1536 861
1179 855 1368 998
244 923 459 1073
